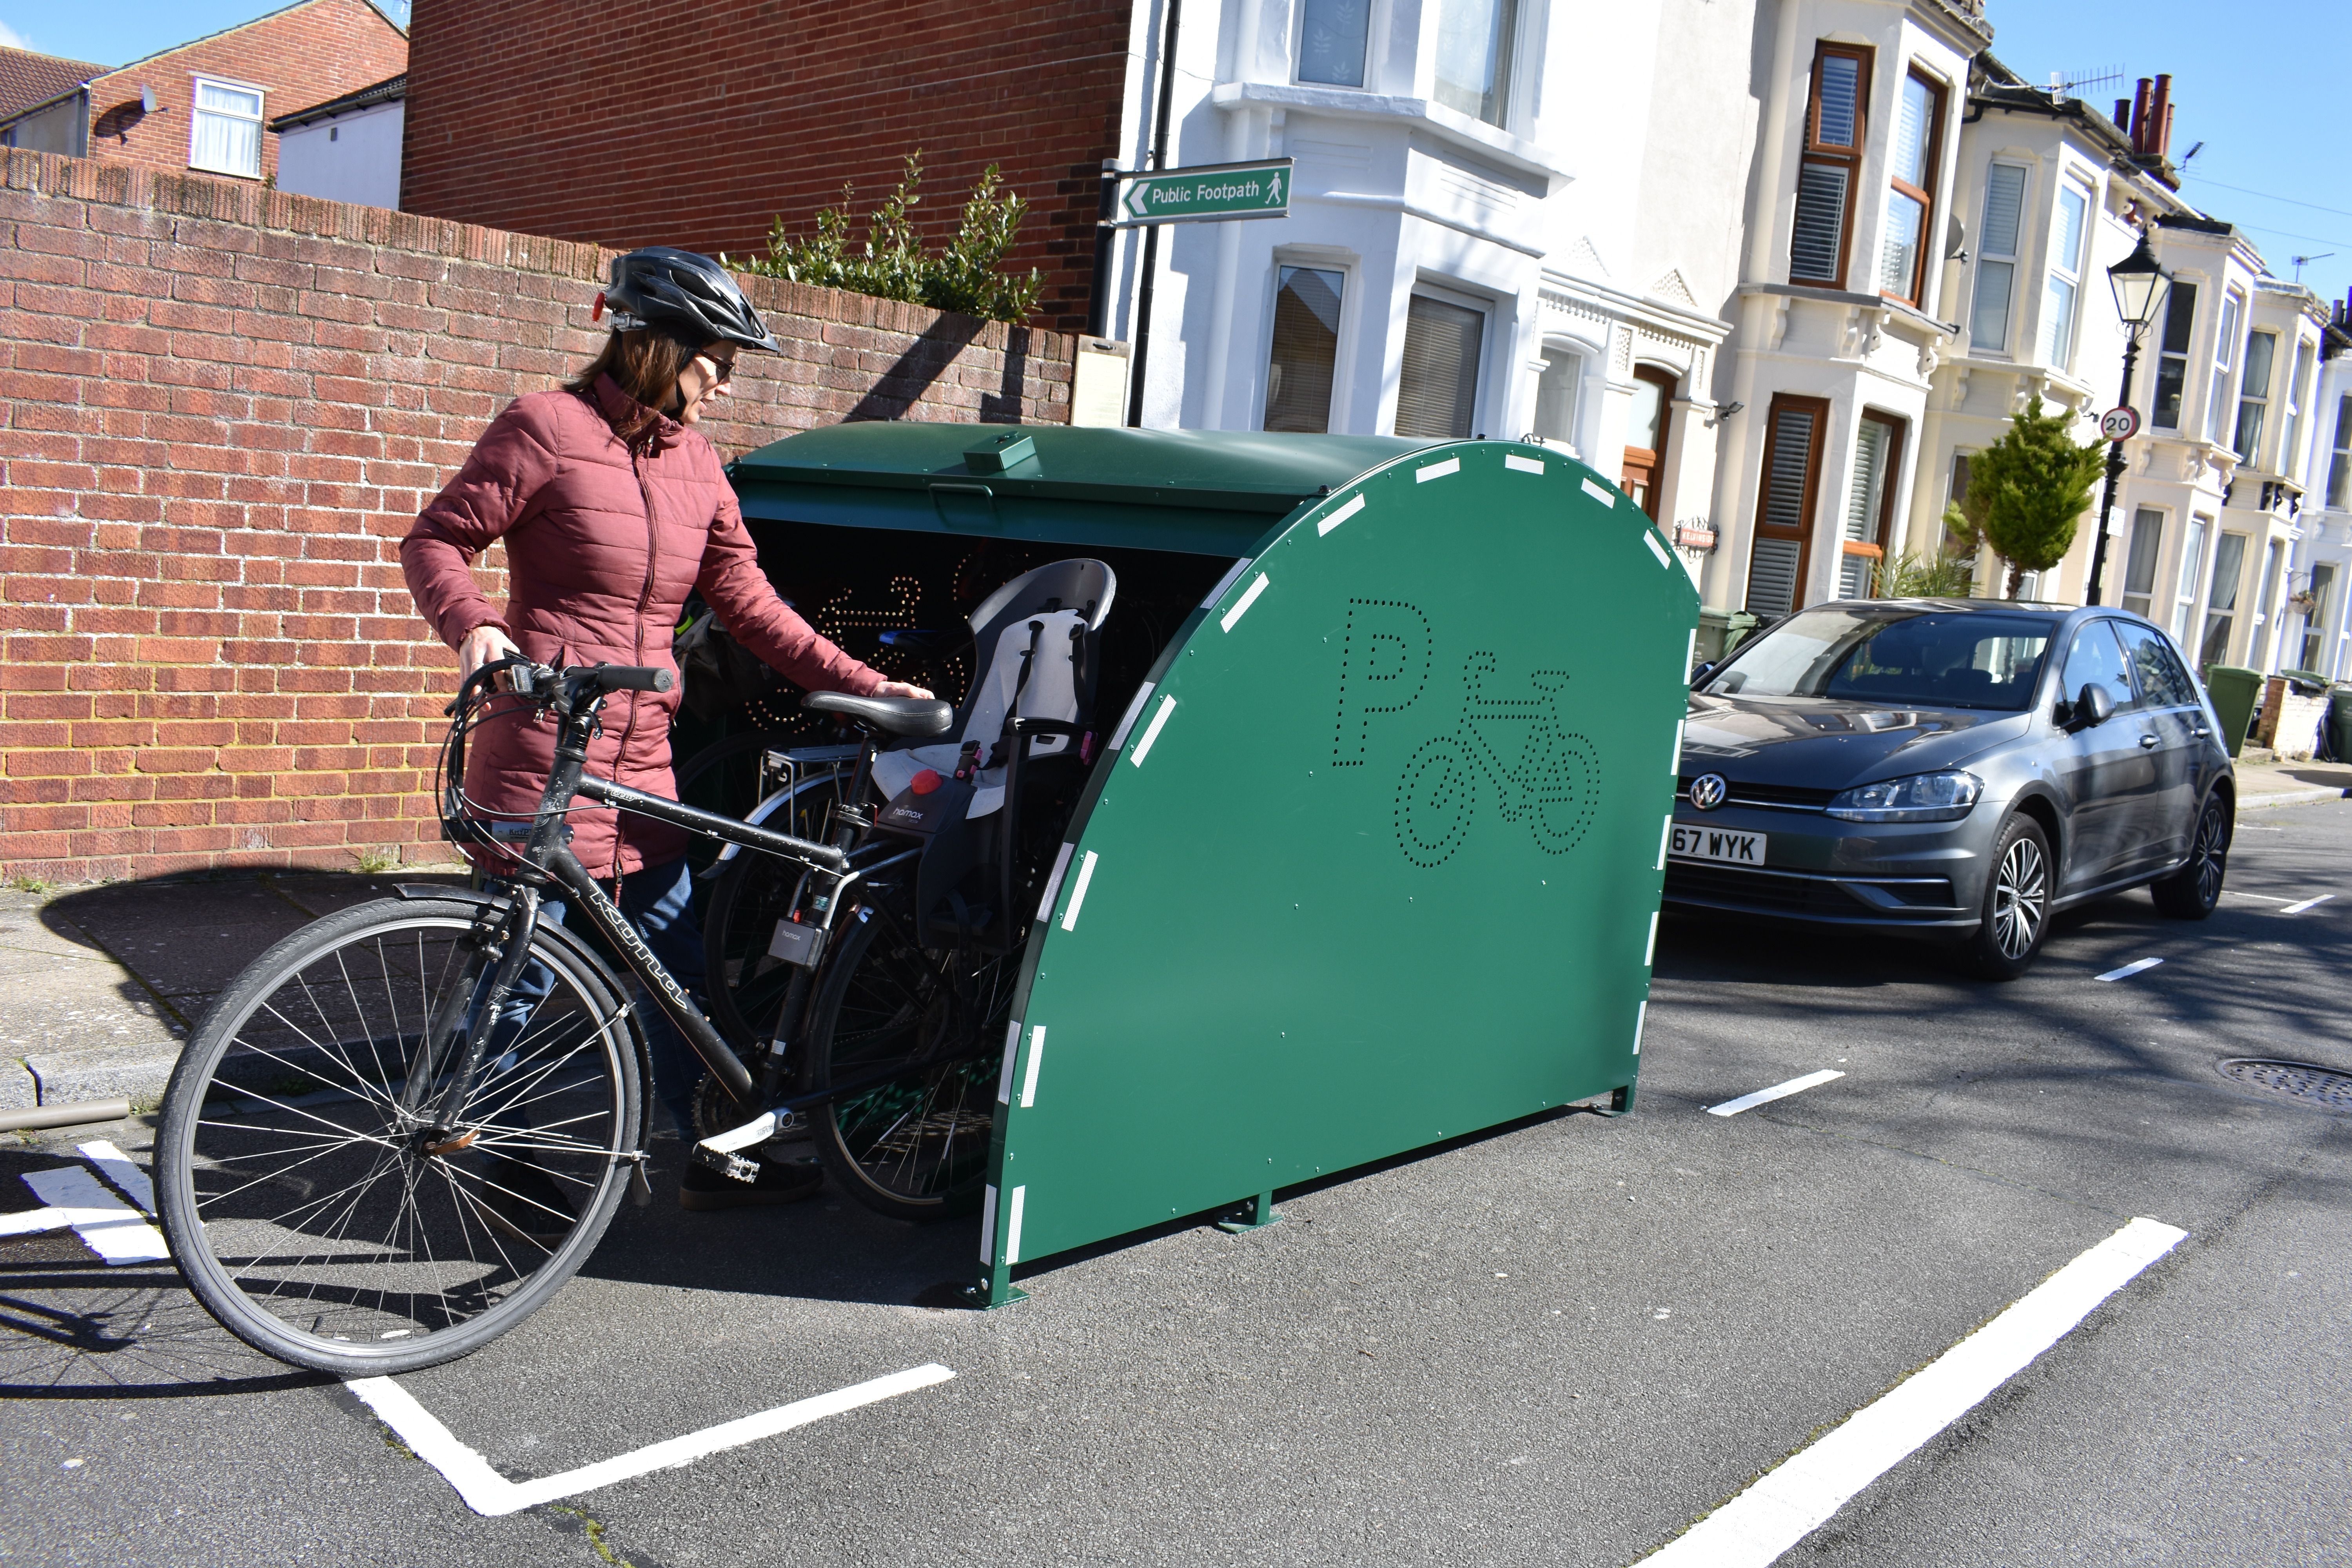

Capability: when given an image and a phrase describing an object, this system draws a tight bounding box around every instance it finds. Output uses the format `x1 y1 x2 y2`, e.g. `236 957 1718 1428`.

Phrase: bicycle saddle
803 691 955 737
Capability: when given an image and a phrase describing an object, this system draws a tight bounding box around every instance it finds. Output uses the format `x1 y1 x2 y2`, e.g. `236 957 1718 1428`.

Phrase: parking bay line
348 1363 956 1517
2096 957 2164 982
1636 1216 2186 1568
2280 893 2335 915
1706 1070 1844 1118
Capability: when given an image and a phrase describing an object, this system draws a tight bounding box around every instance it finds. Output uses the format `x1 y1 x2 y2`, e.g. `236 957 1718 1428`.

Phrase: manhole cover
2216 1058 2352 1111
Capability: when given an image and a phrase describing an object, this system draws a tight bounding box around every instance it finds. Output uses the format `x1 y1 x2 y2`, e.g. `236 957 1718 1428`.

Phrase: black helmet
597 246 780 353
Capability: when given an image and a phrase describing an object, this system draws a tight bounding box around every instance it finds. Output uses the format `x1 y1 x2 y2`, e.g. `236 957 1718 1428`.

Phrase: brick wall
82 0 408 184
401 0 1132 334
0 149 1072 885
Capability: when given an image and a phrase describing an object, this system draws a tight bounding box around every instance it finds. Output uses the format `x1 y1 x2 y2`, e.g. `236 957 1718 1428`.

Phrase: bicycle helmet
594 246 781 353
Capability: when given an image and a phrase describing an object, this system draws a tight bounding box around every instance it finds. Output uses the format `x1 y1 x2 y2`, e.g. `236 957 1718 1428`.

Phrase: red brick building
400 0 1132 332
0 0 408 187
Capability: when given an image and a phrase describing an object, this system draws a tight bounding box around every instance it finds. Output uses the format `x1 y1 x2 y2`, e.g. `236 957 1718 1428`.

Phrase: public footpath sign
1114 158 1293 226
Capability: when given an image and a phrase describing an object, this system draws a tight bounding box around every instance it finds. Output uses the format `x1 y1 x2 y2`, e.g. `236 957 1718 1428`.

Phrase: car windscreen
1703 608 2054 710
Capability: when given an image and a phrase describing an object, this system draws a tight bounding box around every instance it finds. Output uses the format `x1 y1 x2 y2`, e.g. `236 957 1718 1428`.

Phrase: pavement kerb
2236 786 2349 812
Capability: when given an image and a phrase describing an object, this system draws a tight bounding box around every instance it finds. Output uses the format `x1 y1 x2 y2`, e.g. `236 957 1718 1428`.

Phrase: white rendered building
267 73 404 211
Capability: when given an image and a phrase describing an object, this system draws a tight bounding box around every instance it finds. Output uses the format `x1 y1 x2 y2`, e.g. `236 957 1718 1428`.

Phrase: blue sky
2 0 2341 305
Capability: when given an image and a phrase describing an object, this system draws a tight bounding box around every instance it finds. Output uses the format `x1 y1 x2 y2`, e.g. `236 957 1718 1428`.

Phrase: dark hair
566 327 703 439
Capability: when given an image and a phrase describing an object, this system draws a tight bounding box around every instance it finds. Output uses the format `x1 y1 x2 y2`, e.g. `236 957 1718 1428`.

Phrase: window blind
1393 295 1483 439
1264 267 1345 434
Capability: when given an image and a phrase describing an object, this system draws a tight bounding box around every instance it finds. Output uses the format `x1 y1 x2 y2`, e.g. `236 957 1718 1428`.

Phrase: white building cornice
1210 81 1572 189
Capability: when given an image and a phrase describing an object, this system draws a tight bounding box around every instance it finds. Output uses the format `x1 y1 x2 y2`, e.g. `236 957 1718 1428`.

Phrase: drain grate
2216 1058 2352 1111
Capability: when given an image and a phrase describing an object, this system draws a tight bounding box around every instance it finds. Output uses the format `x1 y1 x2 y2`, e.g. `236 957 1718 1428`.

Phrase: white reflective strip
1582 477 1616 507
1059 850 1100 931
1684 628 1697 675
1018 1025 1047 1108
980 1184 998 1261
1006 1185 1027 1265
1129 695 1177 766
1220 572 1270 632
77 1139 155 1213
1318 494 1366 535
1645 912 1659 967
20 1167 168 1265
1504 454 1545 474
1656 816 1672 870
1416 457 1460 483
1200 557 1254 608
1107 682 1155 750
996 1020 1022 1104
1669 719 1685 776
1644 531 1673 568
1035 842 1075 919
1708 1069 1844 1117
1632 998 1648 1056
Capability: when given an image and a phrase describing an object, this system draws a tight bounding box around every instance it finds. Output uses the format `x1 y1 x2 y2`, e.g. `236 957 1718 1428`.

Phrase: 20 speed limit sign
2100 406 2141 441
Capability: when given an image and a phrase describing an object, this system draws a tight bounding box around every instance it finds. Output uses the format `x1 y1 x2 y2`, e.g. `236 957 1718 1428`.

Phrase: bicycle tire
701 764 852 1052
672 730 783 880
799 898 1009 1222
155 896 645 1375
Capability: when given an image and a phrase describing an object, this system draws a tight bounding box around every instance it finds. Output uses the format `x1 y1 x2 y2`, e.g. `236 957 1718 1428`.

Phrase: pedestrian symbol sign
1112 158 1293 227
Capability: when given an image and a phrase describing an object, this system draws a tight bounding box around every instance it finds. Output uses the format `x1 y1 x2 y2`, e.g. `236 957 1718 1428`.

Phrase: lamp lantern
2107 232 2168 328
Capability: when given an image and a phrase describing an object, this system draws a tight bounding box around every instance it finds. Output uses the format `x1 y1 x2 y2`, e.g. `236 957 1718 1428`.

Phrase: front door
1619 365 1677 521
2050 619 2151 890
2115 620 2208 869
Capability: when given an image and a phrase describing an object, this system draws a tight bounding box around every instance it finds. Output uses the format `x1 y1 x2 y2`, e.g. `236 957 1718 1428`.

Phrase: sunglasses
697 352 739 384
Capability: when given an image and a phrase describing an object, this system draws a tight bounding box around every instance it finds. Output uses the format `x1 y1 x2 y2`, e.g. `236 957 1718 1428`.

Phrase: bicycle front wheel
155 896 644 1375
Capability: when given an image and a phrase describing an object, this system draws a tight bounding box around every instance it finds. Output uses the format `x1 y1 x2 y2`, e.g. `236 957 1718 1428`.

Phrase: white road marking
1318 494 1366 534
1220 572 1270 632
1106 683 1154 750
76 1141 156 1213
1644 532 1673 568
1582 477 1616 507
1129 695 1177 766
2096 957 2164 982
1504 453 1545 474
1058 851 1100 931
2280 893 2334 915
1416 457 1459 482
1706 1069 1845 1118
1006 1185 1028 1265
0 1207 78 1238
1635 1217 2186 1567
18 1167 169 1264
348 1364 956 1518
1018 1026 1047 1108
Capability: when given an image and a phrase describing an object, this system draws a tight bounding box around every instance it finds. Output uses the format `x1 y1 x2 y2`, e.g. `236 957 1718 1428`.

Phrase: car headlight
1826 770 1982 822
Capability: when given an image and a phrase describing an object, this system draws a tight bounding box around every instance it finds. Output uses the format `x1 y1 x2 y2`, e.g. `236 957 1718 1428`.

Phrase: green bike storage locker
728 423 1699 1306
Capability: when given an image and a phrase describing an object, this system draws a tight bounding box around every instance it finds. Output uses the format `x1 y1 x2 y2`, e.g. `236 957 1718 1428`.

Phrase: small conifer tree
1971 397 2109 599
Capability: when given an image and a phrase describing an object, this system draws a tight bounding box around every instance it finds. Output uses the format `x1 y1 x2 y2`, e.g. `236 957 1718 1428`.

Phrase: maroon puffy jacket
401 374 882 877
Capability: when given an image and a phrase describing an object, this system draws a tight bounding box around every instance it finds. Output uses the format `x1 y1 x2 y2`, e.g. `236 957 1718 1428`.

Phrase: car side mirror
1689 661 1715 687
2072 681 2115 730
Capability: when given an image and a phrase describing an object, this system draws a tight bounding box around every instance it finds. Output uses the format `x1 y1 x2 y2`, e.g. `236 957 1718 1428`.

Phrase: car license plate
1670 824 1767 866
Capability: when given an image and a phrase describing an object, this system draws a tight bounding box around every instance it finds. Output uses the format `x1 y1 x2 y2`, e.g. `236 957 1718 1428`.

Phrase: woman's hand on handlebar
871 679 935 700
457 623 523 687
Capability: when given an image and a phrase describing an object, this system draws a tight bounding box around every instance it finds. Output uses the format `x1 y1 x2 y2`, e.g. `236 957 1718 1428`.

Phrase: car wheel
1958 814 2053 981
2150 792 2230 920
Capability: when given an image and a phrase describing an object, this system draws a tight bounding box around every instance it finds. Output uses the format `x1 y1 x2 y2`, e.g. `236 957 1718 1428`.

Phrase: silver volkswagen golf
1668 599 2235 978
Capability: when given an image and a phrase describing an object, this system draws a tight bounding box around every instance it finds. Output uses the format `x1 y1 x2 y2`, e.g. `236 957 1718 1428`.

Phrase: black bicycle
154 659 1012 1374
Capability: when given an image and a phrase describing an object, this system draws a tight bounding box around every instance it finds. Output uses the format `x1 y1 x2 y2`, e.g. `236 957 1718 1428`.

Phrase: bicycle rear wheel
800 900 1009 1222
155 896 644 1375
701 764 851 1051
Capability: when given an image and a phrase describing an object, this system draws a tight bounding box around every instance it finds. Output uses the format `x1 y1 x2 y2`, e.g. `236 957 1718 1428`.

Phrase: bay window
1298 0 1371 87
2040 181 2089 368
1433 0 1519 127
1969 163 2026 352
1263 265 1347 434
2328 395 2352 510
1392 292 1485 438
2233 329 2276 464
1877 72 1944 305
1746 396 1829 613
1791 44 1869 288
2203 292 2241 445
2151 283 2198 430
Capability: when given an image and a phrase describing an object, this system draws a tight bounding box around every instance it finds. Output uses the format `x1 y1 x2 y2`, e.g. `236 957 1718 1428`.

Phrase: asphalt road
5 799 2348 1567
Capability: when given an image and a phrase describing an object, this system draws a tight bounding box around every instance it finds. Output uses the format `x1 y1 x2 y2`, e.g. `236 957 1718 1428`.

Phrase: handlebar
591 666 674 693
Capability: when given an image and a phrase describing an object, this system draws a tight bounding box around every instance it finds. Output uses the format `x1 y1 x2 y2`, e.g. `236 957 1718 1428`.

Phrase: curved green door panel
987 442 1698 1277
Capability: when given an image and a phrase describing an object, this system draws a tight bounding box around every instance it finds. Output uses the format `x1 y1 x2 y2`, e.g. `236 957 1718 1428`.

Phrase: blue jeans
488 857 707 1137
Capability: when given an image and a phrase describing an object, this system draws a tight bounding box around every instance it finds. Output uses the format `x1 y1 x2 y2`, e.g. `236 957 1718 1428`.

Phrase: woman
401 247 927 1212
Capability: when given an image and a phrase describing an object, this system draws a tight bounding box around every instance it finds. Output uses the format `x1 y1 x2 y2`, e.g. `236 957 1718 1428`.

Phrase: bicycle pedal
691 1145 761 1185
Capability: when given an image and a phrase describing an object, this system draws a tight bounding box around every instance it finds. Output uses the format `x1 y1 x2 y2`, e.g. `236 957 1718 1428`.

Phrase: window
191 77 264 179
2253 539 2284 668
1297 0 1370 87
1949 450 1972 511
1838 412 1904 597
2041 182 2089 367
2116 621 2200 709
2328 395 2352 511
2281 341 2314 481
1532 348 1582 452
2204 292 2241 444
2120 507 2164 620
1703 606 2052 711
2172 515 2206 644
1620 366 1677 521
2060 621 2136 713
1263 266 1346 433
2200 530 2249 667
1878 72 1944 305
1969 163 2027 352
1791 44 1870 287
2234 329 2277 464
2150 283 2198 430
1433 0 1518 127
2302 563 2337 672
1392 293 1484 438
1746 395 1830 614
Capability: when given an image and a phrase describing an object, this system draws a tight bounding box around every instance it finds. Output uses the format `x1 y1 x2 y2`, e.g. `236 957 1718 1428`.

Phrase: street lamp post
2085 233 2171 607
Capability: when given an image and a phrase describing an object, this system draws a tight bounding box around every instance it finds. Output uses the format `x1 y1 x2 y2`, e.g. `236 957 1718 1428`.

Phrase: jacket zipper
611 443 664 878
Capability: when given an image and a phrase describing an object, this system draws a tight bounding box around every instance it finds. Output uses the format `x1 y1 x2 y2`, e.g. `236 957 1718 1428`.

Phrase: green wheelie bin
2201 664 2263 758
726 424 1699 1306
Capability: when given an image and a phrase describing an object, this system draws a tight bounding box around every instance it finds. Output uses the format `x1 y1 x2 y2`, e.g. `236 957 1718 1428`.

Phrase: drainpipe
1126 0 1184 428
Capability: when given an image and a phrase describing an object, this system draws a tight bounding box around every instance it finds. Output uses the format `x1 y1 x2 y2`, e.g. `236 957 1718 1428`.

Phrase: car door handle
2140 733 2160 748
2191 726 2210 737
